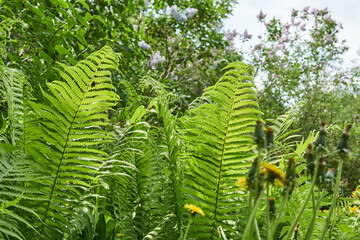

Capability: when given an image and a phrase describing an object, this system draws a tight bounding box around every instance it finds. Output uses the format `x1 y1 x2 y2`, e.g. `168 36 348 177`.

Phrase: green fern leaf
182 62 262 239
26 46 120 238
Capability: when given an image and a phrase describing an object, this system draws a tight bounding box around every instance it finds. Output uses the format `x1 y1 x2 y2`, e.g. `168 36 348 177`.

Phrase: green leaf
39 50 53 64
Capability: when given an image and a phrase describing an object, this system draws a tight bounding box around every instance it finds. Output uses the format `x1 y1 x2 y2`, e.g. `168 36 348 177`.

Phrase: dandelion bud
247 158 258 190
325 168 336 190
337 124 352 154
314 122 327 151
254 120 265 148
305 144 315 177
316 157 327 187
269 197 276 220
265 127 274 147
286 158 297 190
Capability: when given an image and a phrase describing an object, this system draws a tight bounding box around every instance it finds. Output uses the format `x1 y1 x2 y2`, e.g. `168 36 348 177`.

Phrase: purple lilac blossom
148 51 165 67
138 40 150 50
243 29 252 39
185 7 198 18
257 10 266 21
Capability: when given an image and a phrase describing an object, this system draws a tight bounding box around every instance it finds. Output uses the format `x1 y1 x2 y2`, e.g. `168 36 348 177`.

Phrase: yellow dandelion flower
349 205 358 216
185 204 205 216
322 209 328 213
65 203 69 206
261 162 286 185
352 191 359 199
236 177 248 189
116 233 123 237
66 180 70 183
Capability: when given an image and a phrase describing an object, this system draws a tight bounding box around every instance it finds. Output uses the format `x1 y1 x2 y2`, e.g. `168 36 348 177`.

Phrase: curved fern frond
182 62 262 239
265 104 303 164
0 66 32 146
26 46 120 239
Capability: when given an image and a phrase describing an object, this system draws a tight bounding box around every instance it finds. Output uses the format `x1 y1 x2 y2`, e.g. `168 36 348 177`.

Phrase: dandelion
117 233 123 237
261 162 286 186
349 205 358 216
236 177 248 189
185 204 205 216
352 191 359 199
138 40 150 50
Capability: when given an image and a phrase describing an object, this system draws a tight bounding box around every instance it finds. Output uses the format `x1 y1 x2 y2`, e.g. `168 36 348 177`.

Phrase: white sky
224 0 360 66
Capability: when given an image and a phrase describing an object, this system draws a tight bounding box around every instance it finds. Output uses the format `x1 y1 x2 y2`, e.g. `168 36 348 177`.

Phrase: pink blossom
291 8 297 17
257 10 266 21
303 6 310 13
281 35 290 43
291 19 300 27
285 22 291 29
251 43 262 53
243 29 252 39
300 23 306 31
323 34 333 44
323 7 328 14
311 8 320 16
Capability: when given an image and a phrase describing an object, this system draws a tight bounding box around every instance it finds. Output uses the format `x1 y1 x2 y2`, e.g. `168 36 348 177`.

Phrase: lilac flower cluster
166 5 198 22
148 51 165 67
138 40 151 50
225 29 239 51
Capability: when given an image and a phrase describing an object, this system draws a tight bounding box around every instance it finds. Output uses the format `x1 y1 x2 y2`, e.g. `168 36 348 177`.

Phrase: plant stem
242 191 264 240
283 153 321 240
183 216 192 240
269 187 290 240
266 184 270 240
254 219 261 240
304 189 325 240
319 158 344 240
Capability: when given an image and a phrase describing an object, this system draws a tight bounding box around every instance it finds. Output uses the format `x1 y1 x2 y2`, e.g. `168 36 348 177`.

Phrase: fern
24 46 120 239
181 62 262 239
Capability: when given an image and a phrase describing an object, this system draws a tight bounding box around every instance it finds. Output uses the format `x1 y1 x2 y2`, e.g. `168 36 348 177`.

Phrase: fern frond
182 62 262 239
25 46 120 238
0 66 32 146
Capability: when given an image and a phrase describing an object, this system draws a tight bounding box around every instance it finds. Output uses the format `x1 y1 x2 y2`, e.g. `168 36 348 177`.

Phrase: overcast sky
224 0 360 66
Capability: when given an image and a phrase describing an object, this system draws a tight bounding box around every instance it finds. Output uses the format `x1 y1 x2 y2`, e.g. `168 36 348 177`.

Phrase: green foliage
181 62 262 239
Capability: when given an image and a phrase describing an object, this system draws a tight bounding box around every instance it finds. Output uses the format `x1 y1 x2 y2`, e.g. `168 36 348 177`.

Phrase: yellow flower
117 233 123 237
236 177 248 189
185 204 205 216
352 191 359 199
65 203 69 206
261 162 286 186
349 205 358 216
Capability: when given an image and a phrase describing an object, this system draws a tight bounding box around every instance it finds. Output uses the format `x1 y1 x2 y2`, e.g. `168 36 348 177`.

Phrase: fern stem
283 151 321 240
319 158 343 240
210 105 233 239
